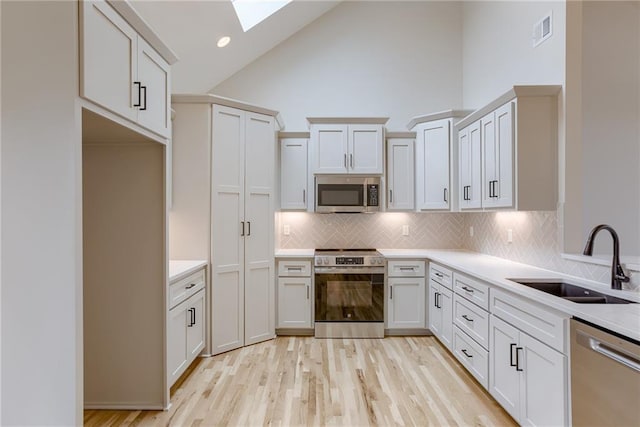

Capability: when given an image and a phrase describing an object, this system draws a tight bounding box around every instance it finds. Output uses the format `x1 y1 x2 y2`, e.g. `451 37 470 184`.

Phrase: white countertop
169 260 208 283
275 249 315 258
378 249 640 342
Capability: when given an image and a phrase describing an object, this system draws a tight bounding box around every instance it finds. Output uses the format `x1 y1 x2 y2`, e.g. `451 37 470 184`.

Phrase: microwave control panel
367 184 379 206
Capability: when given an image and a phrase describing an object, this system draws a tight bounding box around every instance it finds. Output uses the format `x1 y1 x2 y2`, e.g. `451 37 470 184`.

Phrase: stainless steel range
314 249 385 338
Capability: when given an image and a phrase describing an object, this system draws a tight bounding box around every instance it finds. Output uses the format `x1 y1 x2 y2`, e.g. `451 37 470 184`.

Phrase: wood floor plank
84 336 516 426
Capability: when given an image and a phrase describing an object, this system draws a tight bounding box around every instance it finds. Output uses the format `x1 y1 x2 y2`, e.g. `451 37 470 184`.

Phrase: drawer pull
185 283 196 289
461 349 473 358
435 272 444 278
462 314 474 323
287 267 303 271
399 267 416 271
461 286 474 293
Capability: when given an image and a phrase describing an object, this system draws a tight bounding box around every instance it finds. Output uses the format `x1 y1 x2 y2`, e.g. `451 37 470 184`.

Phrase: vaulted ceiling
131 0 341 94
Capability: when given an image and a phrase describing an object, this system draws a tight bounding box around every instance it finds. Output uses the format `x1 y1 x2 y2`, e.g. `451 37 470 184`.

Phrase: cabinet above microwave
308 118 387 175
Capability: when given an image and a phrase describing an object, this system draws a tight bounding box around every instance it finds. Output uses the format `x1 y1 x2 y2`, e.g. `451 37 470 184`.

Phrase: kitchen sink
508 280 638 304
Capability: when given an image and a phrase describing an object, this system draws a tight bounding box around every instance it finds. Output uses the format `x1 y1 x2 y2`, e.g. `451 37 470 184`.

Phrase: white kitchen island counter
169 260 208 283
378 249 640 341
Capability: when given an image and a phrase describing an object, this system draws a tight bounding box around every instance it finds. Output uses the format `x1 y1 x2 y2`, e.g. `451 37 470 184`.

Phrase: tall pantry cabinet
171 95 280 356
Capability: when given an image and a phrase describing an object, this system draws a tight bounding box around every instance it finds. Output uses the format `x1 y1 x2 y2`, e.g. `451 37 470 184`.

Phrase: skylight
231 0 292 32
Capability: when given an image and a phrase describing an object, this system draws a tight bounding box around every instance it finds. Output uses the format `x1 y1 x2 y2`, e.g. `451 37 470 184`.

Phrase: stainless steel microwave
315 176 380 213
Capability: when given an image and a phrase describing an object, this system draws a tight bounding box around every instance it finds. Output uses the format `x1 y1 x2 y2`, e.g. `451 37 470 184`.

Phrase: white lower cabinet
277 259 312 331
453 326 489 389
168 289 205 386
489 314 567 426
387 260 426 330
428 263 453 348
388 277 425 329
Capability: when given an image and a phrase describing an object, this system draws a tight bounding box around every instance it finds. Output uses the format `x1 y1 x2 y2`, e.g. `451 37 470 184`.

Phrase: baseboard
84 402 165 410
385 328 433 336
276 328 314 336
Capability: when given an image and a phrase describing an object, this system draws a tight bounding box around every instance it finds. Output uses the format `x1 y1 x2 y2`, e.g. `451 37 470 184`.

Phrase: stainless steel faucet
582 224 631 290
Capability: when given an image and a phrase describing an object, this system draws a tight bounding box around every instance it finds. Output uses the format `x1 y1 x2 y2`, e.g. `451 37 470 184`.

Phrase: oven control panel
336 257 364 265
315 256 385 266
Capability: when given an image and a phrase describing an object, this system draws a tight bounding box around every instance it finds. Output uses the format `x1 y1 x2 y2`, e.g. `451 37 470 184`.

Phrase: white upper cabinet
80 0 175 138
458 121 482 210
455 85 561 211
415 119 451 210
386 136 415 211
280 138 308 210
482 103 514 209
310 121 385 174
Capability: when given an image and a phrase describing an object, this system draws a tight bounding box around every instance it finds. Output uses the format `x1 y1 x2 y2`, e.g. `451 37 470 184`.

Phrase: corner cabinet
386 134 415 211
309 119 387 174
80 0 175 138
280 136 308 210
408 111 469 211
456 85 561 211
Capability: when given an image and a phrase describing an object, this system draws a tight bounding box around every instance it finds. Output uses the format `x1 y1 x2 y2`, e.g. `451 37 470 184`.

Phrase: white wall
580 1 640 256
212 1 464 131
1 1 82 425
462 1 566 108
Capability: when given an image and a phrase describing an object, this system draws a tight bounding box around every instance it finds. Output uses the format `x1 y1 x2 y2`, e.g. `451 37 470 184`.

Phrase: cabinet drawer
491 288 568 353
169 269 205 309
453 326 489 389
453 294 489 350
388 260 425 277
453 272 490 311
429 263 452 289
278 260 312 277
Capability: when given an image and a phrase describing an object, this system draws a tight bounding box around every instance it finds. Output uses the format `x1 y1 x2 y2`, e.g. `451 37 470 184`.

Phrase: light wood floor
84 336 516 426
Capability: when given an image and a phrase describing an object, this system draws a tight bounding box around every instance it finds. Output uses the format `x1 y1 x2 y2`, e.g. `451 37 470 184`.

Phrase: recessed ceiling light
217 36 231 48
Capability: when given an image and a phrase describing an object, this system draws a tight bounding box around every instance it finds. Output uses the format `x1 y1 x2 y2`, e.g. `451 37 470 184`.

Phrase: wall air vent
533 12 553 47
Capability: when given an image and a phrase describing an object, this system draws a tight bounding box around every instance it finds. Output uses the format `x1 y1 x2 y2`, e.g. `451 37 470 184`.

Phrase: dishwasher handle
577 330 640 373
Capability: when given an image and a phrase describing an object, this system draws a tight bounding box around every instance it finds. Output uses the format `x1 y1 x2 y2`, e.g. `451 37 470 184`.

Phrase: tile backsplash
277 212 465 250
277 210 639 292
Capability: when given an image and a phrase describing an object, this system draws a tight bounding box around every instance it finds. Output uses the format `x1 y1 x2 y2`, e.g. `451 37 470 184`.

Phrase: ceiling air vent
533 12 553 47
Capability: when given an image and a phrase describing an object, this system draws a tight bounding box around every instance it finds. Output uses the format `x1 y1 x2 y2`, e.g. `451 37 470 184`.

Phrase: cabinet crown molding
407 110 473 129
456 85 562 130
306 117 389 125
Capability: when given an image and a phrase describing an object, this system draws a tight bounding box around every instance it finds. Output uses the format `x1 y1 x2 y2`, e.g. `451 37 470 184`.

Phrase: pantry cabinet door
211 105 245 355
80 0 137 122
244 113 276 346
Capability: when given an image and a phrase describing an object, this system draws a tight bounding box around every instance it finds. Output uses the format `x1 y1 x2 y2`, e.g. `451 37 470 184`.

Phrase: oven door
314 267 384 322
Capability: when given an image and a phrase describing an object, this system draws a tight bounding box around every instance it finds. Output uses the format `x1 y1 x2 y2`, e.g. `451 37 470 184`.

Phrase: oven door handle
314 266 385 274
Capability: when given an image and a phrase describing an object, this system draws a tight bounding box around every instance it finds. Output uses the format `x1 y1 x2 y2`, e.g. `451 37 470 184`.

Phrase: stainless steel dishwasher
571 319 640 426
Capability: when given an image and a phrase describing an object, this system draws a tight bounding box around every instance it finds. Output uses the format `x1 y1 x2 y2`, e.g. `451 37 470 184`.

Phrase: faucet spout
582 224 631 290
